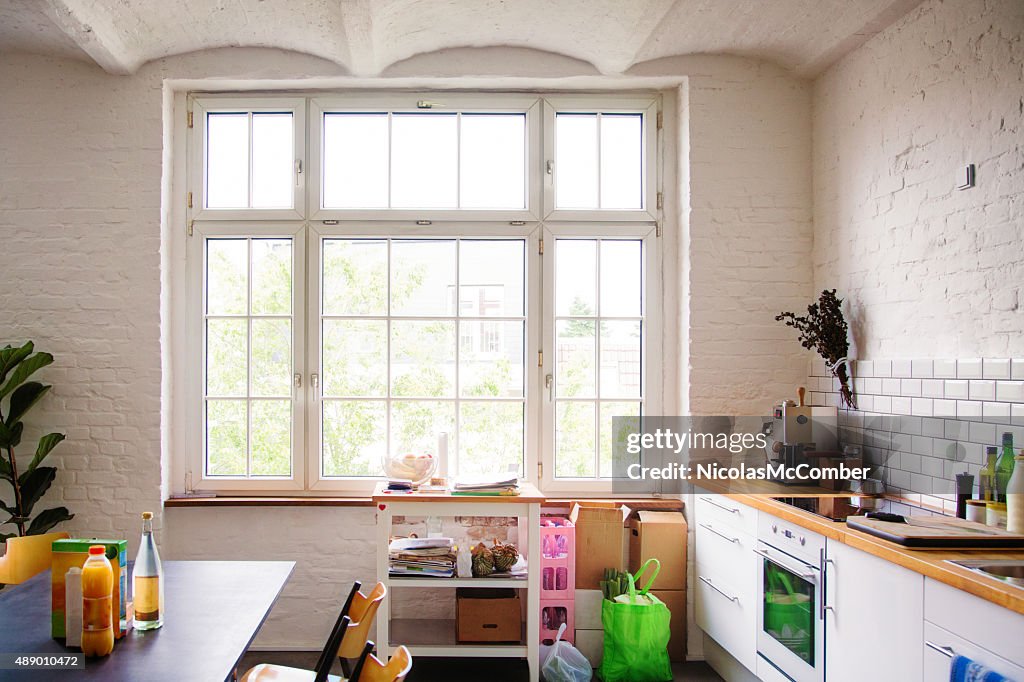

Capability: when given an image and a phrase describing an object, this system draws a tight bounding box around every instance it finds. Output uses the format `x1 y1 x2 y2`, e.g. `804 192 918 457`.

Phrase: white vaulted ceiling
0 0 924 77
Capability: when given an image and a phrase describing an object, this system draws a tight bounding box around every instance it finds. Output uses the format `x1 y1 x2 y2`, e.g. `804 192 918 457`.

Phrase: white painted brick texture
813 0 1024 358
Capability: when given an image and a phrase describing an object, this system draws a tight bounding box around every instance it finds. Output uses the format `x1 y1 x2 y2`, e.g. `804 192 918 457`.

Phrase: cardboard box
627 510 687 590
574 589 603 630
653 589 687 661
455 588 521 643
574 628 604 667
52 539 128 640
570 503 630 589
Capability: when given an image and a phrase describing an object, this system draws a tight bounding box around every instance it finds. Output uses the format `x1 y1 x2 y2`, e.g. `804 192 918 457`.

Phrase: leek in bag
597 558 672 682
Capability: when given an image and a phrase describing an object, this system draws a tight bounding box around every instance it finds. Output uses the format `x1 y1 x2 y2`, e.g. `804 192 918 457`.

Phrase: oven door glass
762 558 816 665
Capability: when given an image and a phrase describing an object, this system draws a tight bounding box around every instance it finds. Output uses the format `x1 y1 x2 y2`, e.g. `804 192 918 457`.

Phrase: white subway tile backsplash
921 456 944 478
857 394 874 411
901 453 921 473
912 359 933 378
957 358 983 379
883 378 901 395
901 378 922 396
912 435 933 454
874 395 892 413
944 380 969 399
941 419 965 440
969 380 995 401
957 400 983 418
983 401 1011 422
996 381 1024 402
892 359 913 378
855 360 873 378
874 360 892 378
933 359 957 378
969 421 997 444
921 379 944 398
911 398 933 416
932 399 957 417
1013 359 1024 381
983 358 1011 380
911 473 933 494
899 415 922 435
1013 404 1024 426
863 377 882 394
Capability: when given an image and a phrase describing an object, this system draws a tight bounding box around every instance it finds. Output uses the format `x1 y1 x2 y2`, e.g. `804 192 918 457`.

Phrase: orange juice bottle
81 545 114 657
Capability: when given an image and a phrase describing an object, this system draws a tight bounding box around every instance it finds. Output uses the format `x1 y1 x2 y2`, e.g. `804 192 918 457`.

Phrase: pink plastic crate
540 599 575 645
539 517 575 640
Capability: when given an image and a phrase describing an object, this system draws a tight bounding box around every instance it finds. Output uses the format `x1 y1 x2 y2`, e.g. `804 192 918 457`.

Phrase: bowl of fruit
382 452 437 487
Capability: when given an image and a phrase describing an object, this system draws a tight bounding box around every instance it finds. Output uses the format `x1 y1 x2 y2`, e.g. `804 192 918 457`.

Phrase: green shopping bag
597 558 673 682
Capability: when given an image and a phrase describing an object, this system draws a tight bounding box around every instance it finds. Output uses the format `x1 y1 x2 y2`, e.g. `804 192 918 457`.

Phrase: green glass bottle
980 447 998 501
996 432 1016 503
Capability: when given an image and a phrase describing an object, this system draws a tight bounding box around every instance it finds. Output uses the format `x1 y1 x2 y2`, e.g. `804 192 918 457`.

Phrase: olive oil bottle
132 511 164 630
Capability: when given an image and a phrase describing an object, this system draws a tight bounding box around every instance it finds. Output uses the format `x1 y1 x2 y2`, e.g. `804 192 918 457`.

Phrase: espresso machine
763 388 838 484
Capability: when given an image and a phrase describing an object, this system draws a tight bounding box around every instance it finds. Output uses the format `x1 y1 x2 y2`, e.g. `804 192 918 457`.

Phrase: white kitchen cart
373 482 545 681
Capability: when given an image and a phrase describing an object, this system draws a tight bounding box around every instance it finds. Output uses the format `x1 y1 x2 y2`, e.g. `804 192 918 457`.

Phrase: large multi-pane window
187 94 660 493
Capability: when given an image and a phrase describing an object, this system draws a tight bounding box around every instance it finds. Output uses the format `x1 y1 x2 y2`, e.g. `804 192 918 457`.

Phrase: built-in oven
755 515 826 682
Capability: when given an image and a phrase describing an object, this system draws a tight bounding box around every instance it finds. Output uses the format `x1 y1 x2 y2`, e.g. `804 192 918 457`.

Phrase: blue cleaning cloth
950 654 1012 682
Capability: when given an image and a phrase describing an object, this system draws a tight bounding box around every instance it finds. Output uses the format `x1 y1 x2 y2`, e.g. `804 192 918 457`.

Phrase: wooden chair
349 642 412 682
0 532 70 584
240 615 354 682
337 582 387 677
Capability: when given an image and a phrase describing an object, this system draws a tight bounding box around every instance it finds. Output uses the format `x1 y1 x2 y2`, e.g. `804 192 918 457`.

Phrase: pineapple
491 539 518 573
471 542 494 577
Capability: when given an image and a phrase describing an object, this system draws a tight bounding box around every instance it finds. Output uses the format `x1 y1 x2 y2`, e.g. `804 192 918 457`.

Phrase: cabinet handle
925 641 955 658
701 496 739 514
819 549 835 620
698 575 738 602
753 547 816 579
699 522 739 544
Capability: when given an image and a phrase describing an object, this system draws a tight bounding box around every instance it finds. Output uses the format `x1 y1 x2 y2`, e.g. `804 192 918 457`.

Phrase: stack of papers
388 537 456 578
452 475 520 493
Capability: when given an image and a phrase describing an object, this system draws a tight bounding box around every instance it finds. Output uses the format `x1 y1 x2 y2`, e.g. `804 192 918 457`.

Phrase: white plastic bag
540 623 593 682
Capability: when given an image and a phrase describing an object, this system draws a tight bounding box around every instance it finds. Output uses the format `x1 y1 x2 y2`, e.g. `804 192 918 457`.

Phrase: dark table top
0 560 295 681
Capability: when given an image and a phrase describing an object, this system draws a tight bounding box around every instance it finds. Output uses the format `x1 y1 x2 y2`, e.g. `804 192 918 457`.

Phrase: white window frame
308 94 542 223
190 97 307 221
307 223 541 494
542 96 659 223
186 222 307 492
540 224 662 494
183 92 661 496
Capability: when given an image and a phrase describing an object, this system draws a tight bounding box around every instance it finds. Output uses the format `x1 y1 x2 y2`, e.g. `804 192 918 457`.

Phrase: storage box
540 599 574 644
570 503 630 589
652 589 687 661
456 588 521 643
575 628 604 667
574 589 603 630
52 539 128 640
627 510 687 590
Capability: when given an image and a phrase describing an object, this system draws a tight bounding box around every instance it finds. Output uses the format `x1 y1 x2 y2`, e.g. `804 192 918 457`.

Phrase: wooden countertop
725 492 1024 615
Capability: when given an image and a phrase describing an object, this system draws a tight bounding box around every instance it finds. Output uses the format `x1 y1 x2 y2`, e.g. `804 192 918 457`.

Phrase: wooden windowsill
164 496 376 508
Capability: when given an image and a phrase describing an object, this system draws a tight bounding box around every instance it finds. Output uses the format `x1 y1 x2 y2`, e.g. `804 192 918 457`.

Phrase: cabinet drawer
924 621 1024 681
695 518 756 590
925 578 1024 666
695 561 756 673
695 493 757 536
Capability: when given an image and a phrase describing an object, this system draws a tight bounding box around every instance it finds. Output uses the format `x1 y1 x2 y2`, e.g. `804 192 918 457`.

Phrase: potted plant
775 290 857 409
1 341 74 548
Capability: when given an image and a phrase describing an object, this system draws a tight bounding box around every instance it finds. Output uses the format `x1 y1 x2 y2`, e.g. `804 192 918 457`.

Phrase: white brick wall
1 48 812 652
813 0 1024 358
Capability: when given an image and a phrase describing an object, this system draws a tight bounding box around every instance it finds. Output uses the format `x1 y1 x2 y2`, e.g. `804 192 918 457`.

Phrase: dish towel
950 654 1012 682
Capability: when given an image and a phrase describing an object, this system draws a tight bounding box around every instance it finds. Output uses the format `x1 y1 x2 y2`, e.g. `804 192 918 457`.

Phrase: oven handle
753 546 817 580
925 641 956 658
819 548 835 620
698 575 739 602
700 522 739 544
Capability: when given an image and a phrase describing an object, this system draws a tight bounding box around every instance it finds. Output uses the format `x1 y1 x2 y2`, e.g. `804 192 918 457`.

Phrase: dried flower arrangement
775 289 857 409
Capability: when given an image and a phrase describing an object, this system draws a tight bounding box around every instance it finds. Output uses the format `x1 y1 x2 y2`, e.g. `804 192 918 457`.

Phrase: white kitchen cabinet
694 490 758 674
925 577 1024 674
823 540 924 682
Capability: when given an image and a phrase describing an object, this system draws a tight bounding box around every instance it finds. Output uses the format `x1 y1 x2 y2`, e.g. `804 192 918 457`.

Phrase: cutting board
847 515 1024 548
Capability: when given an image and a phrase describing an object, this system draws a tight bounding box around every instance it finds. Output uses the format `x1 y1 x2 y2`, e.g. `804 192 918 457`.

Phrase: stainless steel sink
948 560 1024 588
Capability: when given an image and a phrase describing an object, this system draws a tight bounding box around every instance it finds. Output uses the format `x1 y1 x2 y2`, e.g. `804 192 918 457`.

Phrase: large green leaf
5 382 50 427
17 466 55 518
27 507 74 536
27 433 65 474
0 421 24 449
0 351 52 400
0 342 34 386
